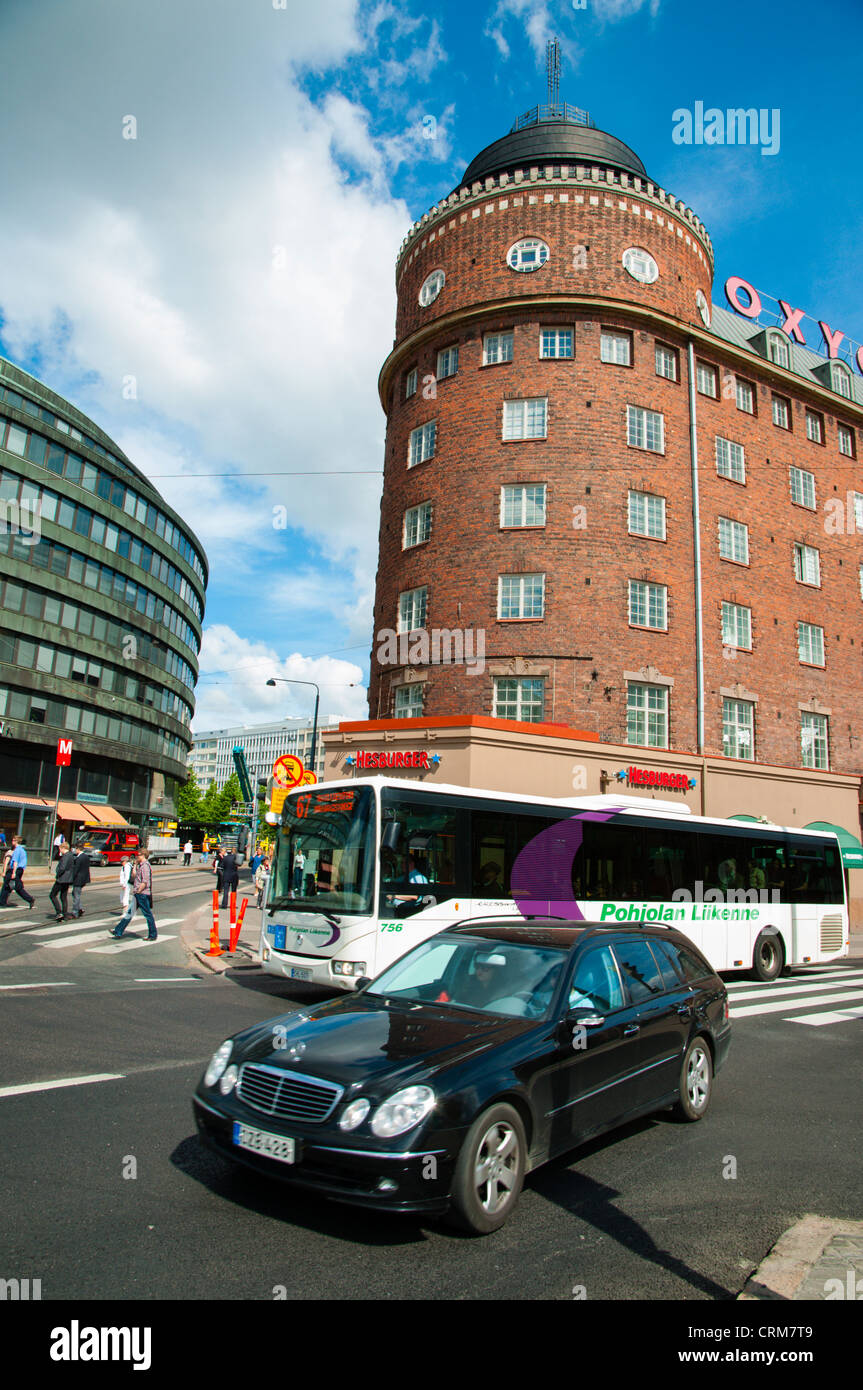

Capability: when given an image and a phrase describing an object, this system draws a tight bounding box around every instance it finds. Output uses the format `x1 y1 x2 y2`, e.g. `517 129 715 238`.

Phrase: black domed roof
462 113 646 185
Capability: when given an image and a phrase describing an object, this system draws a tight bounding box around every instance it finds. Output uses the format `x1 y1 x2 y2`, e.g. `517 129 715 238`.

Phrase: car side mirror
354 977 372 992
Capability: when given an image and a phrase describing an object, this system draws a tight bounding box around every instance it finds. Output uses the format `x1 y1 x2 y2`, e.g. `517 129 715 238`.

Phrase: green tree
217 772 243 822
175 768 205 824
200 779 223 824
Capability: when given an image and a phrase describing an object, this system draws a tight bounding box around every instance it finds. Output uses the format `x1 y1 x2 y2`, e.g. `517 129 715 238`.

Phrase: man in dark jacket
71 846 91 918
220 850 239 908
49 843 75 921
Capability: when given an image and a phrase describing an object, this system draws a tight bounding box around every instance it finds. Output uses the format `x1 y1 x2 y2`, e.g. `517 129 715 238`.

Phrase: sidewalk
738 1217 863 1300
180 885 261 973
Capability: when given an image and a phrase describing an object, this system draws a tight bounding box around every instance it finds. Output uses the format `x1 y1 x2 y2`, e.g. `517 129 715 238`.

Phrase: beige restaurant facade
322 715 863 922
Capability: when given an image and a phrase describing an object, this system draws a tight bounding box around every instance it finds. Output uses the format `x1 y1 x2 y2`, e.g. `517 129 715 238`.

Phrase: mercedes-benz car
193 919 730 1234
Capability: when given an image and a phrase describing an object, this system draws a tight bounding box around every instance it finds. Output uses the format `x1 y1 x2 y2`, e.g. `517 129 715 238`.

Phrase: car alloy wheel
448 1102 526 1235
674 1037 713 1121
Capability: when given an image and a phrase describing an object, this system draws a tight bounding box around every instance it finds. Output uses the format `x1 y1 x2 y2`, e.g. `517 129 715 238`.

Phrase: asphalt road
1 879 861 1301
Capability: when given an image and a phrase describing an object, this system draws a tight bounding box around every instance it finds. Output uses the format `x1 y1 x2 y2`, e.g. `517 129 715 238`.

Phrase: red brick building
369 107 863 785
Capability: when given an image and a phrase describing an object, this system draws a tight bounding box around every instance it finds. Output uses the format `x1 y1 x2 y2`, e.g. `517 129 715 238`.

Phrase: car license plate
232 1122 296 1164
290 967 312 980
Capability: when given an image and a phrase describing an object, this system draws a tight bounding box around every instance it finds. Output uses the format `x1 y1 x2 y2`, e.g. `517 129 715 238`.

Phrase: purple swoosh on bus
511 809 625 921
325 924 341 947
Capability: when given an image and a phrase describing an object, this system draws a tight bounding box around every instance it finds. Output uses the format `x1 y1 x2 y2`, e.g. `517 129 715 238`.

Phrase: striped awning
0 795 52 811
56 801 93 821
80 804 131 827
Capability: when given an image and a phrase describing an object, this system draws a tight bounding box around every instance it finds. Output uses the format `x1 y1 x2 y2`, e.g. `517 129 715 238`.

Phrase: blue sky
1 0 861 731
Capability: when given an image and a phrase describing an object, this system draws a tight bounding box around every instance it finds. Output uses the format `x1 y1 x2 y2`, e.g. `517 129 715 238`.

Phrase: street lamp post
266 678 321 776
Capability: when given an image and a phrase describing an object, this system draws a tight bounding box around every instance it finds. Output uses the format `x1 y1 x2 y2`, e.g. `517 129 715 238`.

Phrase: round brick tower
369 107 863 773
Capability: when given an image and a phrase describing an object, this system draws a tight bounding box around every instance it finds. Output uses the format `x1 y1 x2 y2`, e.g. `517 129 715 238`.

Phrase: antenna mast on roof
546 37 561 111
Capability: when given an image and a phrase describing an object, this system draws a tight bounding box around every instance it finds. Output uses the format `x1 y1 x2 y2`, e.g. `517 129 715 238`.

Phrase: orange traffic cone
207 889 223 956
229 897 249 953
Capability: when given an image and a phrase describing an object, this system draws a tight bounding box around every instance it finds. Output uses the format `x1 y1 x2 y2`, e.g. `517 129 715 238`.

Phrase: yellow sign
300 771 317 785
270 787 289 814
272 754 304 791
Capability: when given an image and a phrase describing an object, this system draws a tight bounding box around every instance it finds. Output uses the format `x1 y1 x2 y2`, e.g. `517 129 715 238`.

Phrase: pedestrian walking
49 841 75 920
70 845 91 917
109 850 157 940
0 842 15 907
52 830 64 863
293 847 305 894
183 840 193 866
213 847 224 893
119 855 133 911
254 856 270 908
221 849 239 909
0 836 36 910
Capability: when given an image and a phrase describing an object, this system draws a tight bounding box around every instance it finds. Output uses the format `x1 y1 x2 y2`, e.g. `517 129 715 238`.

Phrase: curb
179 896 261 975
738 1216 863 1300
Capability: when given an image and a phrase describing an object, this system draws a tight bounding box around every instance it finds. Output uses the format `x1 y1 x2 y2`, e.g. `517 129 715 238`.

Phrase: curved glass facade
0 357 207 855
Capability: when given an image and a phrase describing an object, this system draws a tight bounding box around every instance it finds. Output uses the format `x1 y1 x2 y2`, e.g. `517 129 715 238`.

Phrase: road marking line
0 982 75 990
40 918 182 948
32 918 115 935
132 977 201 983
787 1007 863 1027
732 988 863 1019
87 934 178 954
727 976 863 1005
726 968 860 992
0 1073 124 1098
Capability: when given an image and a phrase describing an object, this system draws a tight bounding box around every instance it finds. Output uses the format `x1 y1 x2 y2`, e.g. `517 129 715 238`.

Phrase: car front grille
237 1064 343 1124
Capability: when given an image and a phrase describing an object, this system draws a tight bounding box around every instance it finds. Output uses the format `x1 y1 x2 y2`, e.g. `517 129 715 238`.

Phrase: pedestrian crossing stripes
727 967 863 1026
39 920 182 950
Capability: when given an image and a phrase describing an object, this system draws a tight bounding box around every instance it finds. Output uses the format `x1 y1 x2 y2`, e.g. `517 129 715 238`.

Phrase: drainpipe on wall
687 341 706 759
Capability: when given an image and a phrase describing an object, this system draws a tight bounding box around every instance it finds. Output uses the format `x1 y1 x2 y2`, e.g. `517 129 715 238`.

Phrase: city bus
259 777 849 991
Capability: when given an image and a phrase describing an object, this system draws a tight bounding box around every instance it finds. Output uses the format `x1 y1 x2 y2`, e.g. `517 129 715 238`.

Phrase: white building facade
189 717 338 791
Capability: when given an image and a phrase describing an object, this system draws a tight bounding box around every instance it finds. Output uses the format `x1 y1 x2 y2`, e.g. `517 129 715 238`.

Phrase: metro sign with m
56 739 73 767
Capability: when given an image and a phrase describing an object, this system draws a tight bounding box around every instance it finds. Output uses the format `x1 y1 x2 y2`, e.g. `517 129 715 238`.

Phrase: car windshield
74 831 110 847
269 786 376 915
366 935 567 1019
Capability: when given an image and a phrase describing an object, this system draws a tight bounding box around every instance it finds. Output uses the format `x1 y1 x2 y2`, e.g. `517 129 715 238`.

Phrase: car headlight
370 1086 435 1138
339 1097 371 1132
204 1040 233 1088
219 1064 239 1096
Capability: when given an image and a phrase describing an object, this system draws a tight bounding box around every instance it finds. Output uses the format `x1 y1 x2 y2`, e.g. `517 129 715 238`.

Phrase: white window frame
405 367 417 399
772 395 790 429
735 378 755 414
696 361 718 398
722 698 755 761
793 543 821 587
628 490 666 541
715 436 746 483
768 333 790 369
797 622 825 667
500 484 546 529
628 579 667 630
801 712 829 770
493 676 545 723
436 346 459 380
403 501 432 549
722 601 752 651
540 327 573 359
805 410 824 444
408 420 437 468
506 238 549 273
654 344 678 381
627 405 665 454
790 465 816 509
502 397 547 441
718 517 749 565
483 331 514 366
626 682 668 749
497 572 545 620
397 586 427 633
393 684 423 719
419 269 445 306
600 330 632 366
838 424 855 458
832 364 852 399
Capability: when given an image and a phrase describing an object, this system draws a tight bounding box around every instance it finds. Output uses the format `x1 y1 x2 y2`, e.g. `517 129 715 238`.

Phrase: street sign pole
47 738 72 864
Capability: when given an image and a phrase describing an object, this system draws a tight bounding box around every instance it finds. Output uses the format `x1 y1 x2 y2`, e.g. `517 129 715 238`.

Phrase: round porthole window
419 269 445 307
622 247 659 284
507 238 549 272
696 288 711 327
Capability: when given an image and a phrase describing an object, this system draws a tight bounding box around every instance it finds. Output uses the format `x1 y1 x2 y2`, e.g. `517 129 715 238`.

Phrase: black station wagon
193 920 730 1233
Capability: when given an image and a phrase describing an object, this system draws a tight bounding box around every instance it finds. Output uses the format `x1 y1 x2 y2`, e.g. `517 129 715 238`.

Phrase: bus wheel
751 930 784 982
448 1103 526 1235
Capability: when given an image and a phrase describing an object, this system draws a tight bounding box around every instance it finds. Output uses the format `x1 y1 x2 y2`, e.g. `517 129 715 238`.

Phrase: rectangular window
403 501 432 549
723 698 755 760
696 361 717 398
626 683 668 748
393 684 423 718
654 344 678 381
628 579 667 629
498 572 545 619
493 677 544 723
398 586 427 633
805 410 824 444
722 601 752 650
408 420 437 467
769 334 790 369
502 398 547 441
540 328 573 359
483 331 514 365
735 378 755 413
436 346 458 380
627 405 665 454
801 712 828 770
715 436 745 482
798 622 824 666
790 466 816 509
794 543 820 586
772 395 790 429
600 330 632 366
500 484 546 528
838 424 855 458
5 424 27 456
628 490 666 540
718 516 749 564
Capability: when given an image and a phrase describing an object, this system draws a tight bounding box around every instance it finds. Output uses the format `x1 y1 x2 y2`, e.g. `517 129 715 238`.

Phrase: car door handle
623 1024 640 1036
577 1015 606 1028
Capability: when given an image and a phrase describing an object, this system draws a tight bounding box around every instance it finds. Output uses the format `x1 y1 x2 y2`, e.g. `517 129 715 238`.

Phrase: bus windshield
270 786 376 915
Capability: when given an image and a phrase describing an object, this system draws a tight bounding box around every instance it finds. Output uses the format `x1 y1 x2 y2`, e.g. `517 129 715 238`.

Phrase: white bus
259 777 849 990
